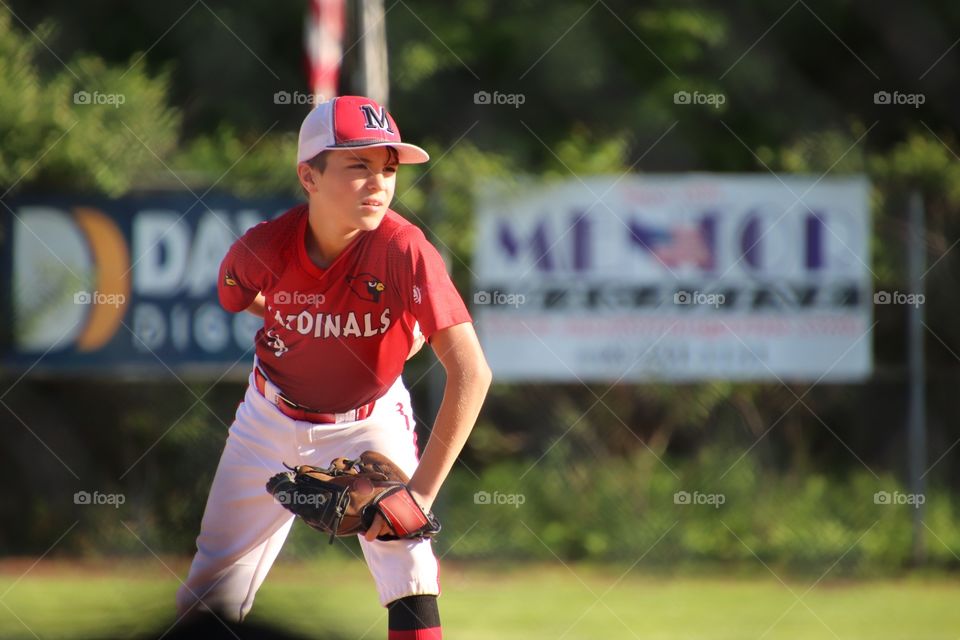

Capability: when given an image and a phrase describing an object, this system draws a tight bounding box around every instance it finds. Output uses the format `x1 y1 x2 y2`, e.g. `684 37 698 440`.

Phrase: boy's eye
349 164 397 173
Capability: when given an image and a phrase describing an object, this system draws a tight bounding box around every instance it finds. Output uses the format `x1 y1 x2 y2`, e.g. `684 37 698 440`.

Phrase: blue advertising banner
1 194 299 378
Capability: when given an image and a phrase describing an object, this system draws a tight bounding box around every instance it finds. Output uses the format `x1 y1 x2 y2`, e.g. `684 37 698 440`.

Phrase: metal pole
357 0 389 105
906 190 927 564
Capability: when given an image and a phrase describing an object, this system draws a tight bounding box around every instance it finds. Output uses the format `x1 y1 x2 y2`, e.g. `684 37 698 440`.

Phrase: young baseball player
176 95 492 640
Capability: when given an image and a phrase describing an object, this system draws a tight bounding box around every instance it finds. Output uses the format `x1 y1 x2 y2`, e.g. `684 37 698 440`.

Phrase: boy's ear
297 163 317 193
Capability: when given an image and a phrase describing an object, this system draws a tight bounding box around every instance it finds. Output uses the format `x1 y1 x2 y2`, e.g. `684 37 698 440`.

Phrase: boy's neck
305 202 361 269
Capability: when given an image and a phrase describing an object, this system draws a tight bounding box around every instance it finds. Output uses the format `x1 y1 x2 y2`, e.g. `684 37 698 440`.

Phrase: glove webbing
327 489 351 545
284 462 354 545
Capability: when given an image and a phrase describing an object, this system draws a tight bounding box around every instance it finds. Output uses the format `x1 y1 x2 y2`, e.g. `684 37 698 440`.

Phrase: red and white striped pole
305 0 346 104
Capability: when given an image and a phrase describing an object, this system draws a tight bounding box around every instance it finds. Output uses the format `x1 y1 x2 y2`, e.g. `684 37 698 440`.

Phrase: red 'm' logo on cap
333 96 401 145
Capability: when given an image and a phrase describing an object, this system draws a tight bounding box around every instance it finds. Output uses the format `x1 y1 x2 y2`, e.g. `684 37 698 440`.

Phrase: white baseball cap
297 95 430 165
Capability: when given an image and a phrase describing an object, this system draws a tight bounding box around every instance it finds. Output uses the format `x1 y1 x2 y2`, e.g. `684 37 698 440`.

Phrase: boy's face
300 147 398 233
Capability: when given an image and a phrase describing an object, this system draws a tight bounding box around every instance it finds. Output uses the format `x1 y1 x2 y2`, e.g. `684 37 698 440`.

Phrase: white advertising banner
473 174 872 382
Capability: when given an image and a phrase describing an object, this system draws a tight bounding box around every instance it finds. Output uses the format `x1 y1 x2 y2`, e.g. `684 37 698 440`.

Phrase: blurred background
1 1 959 638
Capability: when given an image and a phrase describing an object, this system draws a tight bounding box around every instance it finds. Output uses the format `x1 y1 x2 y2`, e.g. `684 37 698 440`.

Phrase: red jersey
218 205 471 412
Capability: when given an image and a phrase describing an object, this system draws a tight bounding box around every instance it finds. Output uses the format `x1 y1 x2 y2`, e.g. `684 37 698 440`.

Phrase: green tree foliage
0 14 180 195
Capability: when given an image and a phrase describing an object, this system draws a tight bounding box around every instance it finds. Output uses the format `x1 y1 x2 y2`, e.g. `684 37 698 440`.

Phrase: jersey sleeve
388 225 472 339
218 226 268 313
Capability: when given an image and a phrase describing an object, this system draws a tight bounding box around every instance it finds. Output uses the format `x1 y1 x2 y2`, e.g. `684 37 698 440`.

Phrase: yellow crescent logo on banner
73 207 130 351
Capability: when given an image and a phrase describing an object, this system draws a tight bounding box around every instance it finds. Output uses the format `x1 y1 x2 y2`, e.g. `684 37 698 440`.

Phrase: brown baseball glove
265 450 440 543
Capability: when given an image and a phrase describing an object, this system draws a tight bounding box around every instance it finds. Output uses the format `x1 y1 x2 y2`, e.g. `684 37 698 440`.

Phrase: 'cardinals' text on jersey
218 205 471 412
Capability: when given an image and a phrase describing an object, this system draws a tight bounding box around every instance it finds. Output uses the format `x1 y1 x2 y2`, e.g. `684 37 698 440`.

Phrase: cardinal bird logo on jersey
346 273 385 303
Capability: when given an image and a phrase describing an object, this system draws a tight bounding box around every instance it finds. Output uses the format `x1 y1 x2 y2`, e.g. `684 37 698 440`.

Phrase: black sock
388 594 441 633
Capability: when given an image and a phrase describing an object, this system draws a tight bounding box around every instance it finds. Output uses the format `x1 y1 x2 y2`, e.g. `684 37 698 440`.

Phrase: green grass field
1 557 958 639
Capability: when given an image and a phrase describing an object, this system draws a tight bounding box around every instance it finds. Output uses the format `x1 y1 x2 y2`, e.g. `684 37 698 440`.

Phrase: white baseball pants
175 363 440 622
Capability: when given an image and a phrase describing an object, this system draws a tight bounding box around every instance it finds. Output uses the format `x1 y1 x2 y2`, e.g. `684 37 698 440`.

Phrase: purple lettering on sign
805 212 824 269
498 218 554 271
741 214 761 270
498 212 593 272
572 211 590 271
699 213 717 271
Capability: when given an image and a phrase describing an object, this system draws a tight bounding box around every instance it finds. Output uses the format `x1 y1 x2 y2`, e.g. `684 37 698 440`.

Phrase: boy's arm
245 292 266 318
407 322 492 506
364 322 491 540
